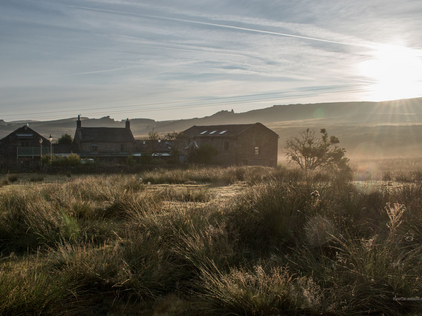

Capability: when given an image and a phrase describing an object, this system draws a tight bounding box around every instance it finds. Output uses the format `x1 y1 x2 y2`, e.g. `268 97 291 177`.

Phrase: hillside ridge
2 98 422 159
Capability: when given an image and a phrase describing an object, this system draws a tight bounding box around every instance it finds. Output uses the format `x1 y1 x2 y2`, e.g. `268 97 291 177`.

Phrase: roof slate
182 123 278 138
0 125 49 143
78 127 134 142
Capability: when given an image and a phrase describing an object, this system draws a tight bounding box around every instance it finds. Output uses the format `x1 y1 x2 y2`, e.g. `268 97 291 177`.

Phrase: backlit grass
1 164 422 315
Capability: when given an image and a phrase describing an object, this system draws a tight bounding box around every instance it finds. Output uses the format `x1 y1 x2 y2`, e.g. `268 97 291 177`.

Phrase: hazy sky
2 0 422 122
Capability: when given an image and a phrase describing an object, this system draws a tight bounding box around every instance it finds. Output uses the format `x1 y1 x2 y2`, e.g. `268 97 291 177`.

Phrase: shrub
285 128 350 174
125 155 135 166
42 153 81 167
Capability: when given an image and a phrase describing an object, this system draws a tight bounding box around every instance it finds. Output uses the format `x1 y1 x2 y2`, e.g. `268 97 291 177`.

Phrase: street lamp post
49 135 53 165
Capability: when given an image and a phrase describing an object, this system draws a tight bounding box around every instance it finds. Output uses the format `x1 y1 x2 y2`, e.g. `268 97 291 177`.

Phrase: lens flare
359 44 422 101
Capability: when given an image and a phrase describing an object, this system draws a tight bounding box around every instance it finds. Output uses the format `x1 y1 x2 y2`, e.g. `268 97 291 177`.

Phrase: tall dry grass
1 165 422 315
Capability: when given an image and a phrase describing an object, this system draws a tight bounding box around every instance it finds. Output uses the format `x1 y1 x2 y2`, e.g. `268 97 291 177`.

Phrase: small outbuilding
181 123 279 167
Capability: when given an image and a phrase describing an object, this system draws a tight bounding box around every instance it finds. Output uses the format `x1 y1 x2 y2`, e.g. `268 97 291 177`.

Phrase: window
18 141 31 147
120 144 125 152
209 130 217 135
224 141 229 151
91 144 98 152
255 146 259 155
200 130 208 135
219 130 227 135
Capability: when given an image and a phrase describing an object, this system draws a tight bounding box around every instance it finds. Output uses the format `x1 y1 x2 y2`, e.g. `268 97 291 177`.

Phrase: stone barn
73 115 136 162
181 123 278 167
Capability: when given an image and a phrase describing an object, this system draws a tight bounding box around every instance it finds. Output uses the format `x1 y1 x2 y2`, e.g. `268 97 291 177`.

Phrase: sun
359 44 422 101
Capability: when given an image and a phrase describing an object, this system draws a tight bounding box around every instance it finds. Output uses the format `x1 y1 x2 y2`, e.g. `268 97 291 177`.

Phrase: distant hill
1 98 422 160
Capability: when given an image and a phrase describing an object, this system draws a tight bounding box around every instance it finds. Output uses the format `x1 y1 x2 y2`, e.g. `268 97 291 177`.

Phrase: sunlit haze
360 44 422 101
1 0 422 121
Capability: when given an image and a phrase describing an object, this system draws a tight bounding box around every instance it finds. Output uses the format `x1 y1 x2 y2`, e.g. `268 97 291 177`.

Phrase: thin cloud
25 0 371 48
3 0 422 121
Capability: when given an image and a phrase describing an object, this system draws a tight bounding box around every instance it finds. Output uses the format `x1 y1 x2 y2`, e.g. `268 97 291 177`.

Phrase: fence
17 147 53 158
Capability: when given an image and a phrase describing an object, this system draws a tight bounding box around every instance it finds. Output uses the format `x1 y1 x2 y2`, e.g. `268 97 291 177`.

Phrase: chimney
125 118 130 129
77 115 82 128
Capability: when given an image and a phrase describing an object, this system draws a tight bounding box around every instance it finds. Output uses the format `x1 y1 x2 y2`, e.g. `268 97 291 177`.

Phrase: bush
285 128 350 174
125 155 135 166
42 153 81 167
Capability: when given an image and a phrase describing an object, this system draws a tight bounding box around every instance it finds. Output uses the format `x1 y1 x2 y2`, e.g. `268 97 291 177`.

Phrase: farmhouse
73 115 136 162
0 124 52 168
181 123 278 167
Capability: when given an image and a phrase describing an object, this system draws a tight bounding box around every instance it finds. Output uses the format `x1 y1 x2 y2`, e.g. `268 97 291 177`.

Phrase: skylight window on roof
200 130 208 135
209 130 217 134
219 130 227 134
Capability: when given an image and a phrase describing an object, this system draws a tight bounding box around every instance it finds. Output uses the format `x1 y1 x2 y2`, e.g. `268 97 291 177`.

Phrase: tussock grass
196 264 325 316
159 186 211 202
140 165 279 185
0 255 82 316
2 165 422 315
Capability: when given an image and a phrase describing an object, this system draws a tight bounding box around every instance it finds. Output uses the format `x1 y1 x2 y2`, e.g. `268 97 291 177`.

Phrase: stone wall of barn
234 124 278 168
192 137 238 165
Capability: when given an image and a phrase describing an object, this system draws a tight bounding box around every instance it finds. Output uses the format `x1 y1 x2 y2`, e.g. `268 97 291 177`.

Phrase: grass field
1 163 422 315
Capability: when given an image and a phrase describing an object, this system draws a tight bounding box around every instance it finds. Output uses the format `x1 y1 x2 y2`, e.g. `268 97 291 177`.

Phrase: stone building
181 123 279 167
73 115 136 162
0 124 52 168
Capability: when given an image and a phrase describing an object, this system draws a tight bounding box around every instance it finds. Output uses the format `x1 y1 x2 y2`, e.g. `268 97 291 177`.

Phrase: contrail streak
25 0 368 48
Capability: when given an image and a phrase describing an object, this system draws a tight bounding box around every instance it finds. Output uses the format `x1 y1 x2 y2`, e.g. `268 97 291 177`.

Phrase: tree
58 133 73 144
164 131 181 164
285 128 349 173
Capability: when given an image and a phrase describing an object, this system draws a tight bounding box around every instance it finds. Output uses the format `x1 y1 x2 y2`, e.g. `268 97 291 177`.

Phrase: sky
2 0 422 122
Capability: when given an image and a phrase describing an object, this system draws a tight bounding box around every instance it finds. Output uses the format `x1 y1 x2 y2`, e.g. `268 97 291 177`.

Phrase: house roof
0 125 50 143
77 127 135 142
182 123 278 138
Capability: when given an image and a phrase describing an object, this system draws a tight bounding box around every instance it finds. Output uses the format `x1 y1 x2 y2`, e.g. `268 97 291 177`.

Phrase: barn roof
77 127 135 142
182 123 278 138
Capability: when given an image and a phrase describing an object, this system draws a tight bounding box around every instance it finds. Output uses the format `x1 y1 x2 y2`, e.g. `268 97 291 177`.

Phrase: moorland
1 161 422 315
2 98 422 315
